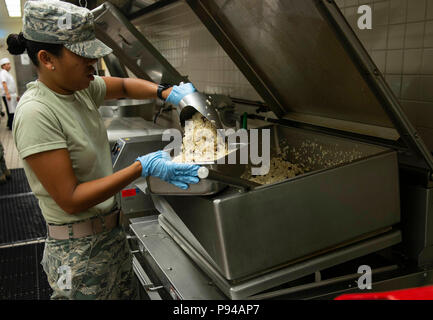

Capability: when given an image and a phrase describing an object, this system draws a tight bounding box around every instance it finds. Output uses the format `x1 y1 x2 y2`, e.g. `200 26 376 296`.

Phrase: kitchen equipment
103 117 165 149
92 0 433 299
99 98 155 121
160 124 400 282
111 132 167 216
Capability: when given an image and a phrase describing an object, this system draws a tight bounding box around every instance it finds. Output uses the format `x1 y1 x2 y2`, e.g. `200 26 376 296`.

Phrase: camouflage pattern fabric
0 142 6 177
41 226 139 300
64 39 112 60
23 0 112 59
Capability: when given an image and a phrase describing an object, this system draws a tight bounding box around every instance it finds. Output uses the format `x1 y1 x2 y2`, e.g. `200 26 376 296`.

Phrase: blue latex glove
166 83 197 106
136 150 200 190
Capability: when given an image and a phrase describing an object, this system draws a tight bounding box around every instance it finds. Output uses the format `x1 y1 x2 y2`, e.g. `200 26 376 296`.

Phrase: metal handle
198 167 259 191
147 285 164 292
132 256 163 300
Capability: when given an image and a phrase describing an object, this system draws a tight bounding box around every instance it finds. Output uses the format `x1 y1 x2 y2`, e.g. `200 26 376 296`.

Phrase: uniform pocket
42 237 94 299
41 239 72 299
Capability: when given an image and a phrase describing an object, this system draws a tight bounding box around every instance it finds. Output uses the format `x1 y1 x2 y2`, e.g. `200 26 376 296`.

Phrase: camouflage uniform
41 225 139 300
21 0 133 299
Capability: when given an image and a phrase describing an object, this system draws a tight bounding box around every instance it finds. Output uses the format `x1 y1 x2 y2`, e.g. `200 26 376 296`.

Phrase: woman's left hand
136 150 200 189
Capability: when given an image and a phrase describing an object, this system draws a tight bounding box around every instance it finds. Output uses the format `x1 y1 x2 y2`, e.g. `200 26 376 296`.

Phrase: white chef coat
0 69 17 96
7 93 18 113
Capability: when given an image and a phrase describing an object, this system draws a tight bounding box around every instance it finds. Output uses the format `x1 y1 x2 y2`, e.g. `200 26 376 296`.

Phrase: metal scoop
177 91 224 129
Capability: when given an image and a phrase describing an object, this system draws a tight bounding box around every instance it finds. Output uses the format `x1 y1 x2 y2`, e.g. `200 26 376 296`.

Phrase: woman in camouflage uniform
7 0 200 300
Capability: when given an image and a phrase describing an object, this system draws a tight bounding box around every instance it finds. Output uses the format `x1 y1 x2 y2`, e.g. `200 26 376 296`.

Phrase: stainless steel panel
186 0 389 125
159 215 401 299
130 1 262 102
93 2 186 84
400 185 433 267
161 125 401 280
12 55 37 97
147 176 225 196
93 2 228 139
102 52 128 78
112 134 167 215
100 99 155 121
151 194 217 266
129 217 226 300
103 117 164 148
198 168 260 191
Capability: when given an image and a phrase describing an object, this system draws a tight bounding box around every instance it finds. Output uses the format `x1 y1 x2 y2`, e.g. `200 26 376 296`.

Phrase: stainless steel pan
146 142 248 196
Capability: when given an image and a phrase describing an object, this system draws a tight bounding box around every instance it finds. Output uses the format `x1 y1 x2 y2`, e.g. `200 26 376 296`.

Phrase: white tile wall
134 2 261 101
337 0 433 149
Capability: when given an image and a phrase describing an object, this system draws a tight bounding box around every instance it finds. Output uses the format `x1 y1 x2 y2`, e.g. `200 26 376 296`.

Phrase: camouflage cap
23 0 112 59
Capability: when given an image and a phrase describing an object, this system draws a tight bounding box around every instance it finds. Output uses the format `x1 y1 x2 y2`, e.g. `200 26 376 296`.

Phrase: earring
51 66 55 70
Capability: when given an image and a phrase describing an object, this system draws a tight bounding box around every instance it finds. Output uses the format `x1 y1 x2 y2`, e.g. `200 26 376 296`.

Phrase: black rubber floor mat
0 243 52 300
0 168 32 196
0 195 47 244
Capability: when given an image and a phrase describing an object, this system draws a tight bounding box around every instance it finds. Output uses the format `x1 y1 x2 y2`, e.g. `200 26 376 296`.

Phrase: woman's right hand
136 150 200 189
165 83 196 106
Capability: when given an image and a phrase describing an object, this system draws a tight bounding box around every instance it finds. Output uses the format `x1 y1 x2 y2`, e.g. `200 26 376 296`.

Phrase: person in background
0 57 19 130
7 0 200 300
0 141 11 184
0 59 5 118
0 58 13 184
0 99 4 117
0 58 9 119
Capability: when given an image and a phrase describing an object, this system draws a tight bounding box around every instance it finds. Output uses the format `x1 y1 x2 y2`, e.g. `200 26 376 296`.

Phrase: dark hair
6 32 63 67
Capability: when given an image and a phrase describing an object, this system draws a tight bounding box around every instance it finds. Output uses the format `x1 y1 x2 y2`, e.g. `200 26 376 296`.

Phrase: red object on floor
335 285 433 300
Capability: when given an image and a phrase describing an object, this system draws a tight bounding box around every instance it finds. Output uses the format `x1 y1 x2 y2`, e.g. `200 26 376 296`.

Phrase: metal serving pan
146 142 248 196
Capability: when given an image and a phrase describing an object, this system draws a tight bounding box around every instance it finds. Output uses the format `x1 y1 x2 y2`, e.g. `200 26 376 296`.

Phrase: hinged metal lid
185 0 433 172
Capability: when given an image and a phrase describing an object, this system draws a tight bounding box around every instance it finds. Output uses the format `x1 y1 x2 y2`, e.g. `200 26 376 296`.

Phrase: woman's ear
37 50 55 71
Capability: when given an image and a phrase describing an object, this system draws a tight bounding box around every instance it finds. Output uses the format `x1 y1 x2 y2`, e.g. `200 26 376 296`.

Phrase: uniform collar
33 80 76 102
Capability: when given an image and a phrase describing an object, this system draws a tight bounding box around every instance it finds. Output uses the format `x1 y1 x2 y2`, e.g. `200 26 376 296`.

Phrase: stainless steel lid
186 0 433 172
